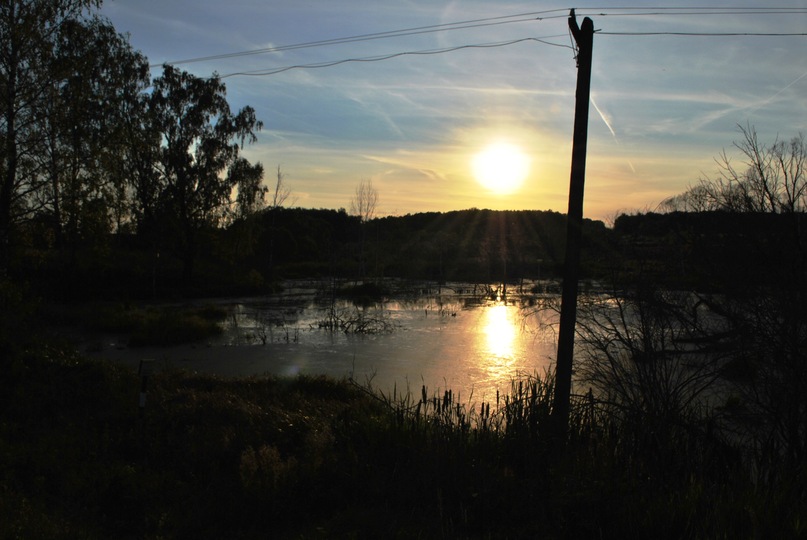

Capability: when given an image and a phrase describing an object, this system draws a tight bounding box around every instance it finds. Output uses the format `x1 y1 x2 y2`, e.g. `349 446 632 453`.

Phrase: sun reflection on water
480 304 519 386
483 304 516 358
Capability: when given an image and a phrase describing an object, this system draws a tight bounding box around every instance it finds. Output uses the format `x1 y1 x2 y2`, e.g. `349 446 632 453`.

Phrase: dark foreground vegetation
3 338 806 539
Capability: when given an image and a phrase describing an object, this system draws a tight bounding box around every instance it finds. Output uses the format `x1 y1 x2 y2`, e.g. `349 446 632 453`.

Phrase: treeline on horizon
614 210 807 293
10 201 806 301
13 205 611 300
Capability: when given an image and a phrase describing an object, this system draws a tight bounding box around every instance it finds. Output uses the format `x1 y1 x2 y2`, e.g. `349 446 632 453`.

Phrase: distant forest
12 206 607 299
9 202 805 302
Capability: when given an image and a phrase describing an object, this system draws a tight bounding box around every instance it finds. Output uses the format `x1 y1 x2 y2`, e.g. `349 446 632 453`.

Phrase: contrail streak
591 96 616 138
591 96 635 173
748 70 807 116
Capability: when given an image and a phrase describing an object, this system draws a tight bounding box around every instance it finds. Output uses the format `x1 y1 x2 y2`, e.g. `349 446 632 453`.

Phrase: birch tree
145 65 263 281
0 0 101 271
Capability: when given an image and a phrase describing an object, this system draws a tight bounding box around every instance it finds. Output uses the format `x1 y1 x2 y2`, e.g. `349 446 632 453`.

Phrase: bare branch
270 165 294 210
672 126 806 214
349 178 378 223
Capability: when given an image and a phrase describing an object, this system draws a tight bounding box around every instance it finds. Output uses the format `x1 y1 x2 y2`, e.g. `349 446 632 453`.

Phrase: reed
3 342 806 538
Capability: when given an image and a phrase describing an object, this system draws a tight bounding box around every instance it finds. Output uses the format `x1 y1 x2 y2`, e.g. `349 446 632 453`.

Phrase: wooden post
552 9 594 439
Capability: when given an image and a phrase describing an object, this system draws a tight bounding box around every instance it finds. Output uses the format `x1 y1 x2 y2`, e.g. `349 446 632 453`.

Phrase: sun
472 142 530 194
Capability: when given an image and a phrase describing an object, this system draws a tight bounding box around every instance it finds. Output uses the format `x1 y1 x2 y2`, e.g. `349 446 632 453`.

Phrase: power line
149 6 807 74
592 11 807 16
600 32 807 36
153 9 569 68
579 6 807 14
219 36 572 79
216 24 806 79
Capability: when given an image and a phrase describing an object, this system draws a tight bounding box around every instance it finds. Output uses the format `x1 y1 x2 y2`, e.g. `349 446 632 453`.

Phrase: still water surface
101 281 559 402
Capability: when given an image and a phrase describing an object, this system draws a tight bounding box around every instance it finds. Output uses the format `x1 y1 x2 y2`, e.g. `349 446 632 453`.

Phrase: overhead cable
150 6 807 72
154 9 569 68
219 36 572 79
599 31 807 36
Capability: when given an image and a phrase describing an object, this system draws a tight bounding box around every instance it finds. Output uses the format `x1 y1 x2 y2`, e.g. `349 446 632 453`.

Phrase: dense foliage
1 0 264 285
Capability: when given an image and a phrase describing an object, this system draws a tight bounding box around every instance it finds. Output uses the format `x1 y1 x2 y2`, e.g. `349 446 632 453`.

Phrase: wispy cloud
102 1 807 220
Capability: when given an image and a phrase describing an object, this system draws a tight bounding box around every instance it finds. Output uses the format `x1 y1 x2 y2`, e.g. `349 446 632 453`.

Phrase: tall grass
2 338 806 538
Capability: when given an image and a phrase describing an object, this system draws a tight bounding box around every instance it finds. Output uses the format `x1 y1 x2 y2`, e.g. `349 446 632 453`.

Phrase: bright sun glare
483 304 516 360
472 142 530 195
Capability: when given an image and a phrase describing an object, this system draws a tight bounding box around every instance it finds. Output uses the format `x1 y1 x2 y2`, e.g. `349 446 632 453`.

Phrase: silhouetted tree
230 158 267 221
262 165 295 274
0 0 102 272
349 178 378 224
222 157 266 269
144 65 263 282
37 15 149 256
662 124 806 214
349 179 378 278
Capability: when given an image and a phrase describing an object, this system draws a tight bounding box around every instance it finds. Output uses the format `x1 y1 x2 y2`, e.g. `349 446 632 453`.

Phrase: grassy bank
42 301 228 347
2 340 805 539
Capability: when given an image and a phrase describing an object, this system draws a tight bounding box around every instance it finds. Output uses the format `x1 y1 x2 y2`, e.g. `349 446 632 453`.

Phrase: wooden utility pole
551 9 594 438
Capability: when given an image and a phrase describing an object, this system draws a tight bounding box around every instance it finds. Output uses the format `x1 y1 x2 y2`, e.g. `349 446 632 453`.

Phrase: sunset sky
101 1 807 221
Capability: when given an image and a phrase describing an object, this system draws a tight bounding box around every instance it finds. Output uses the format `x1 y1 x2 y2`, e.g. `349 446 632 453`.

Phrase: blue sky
101 1 807 221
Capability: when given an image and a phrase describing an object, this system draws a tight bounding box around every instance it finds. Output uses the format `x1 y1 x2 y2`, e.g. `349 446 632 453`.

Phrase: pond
95 280 560 403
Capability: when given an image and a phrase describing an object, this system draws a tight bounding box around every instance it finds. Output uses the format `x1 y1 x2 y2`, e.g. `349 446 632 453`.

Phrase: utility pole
551 9 594 439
